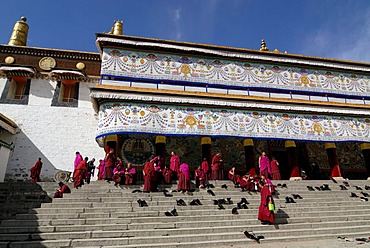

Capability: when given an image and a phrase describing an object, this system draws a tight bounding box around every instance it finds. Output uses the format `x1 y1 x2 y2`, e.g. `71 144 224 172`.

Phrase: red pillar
285 141 301 179
244 139 256 176
360 143 370 179
325 143 342 178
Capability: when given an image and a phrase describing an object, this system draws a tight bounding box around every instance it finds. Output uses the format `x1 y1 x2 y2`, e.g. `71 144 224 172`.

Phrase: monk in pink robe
259 152 271 179
53 182 71 198
211 153 223 180
258 181 275 224
178 163 190 191
97 159 105 180
201 158 210 181
124 163 136 185
169 151 180 179
73 157 88 188
270 157 281 180
74 152 83 170
104 148 116 180
194 166 206 188
30 158 42 182
143 160 155 192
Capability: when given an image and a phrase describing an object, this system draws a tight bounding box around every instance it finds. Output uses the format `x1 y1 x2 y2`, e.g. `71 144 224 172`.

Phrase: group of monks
96 148 137 186
72 152 96 189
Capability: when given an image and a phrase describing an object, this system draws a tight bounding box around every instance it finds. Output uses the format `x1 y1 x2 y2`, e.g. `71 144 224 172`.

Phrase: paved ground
227 238 370 248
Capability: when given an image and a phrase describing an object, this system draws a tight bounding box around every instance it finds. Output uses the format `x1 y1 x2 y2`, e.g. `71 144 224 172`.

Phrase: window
0 77 30 105
51 81 79 107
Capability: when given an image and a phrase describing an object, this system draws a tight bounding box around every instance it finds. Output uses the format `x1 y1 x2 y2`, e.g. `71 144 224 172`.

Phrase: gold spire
8 16 29 46
260 39 269 51
108 20 123 36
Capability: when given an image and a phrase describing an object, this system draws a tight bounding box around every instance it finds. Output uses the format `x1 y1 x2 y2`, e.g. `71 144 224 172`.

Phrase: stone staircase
0 180 370 247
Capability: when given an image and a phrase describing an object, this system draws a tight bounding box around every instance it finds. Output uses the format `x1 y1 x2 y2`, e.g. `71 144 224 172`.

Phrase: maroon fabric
270 159 281 180
53 184 71 198
162 168 172 184
258 185 275 224
260 168 269 179
195 168 206 187
143 162 154 192
178 172 190 191
170 155 180 172
211 170 223 180
73 160 86 188
30 160 42 182
240 176 255 191
201 160 210 180
228 168 241 184
211 154 223 179
125 167 136 185
104 153 116 180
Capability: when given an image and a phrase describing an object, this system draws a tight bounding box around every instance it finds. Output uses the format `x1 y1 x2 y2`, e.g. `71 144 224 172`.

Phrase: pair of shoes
237 202 248 209
244 230 260 243
364 185 370 190
137 199 148 207
164 208 178 216
361 191 370 197
360 197 368 202
285 196 296 203
176 199 186 206
292 194 303 199
351 192 359 198
207 189 216 196
221 184 228 190
355 186 363 190
189 199 202 205
340 185 348 190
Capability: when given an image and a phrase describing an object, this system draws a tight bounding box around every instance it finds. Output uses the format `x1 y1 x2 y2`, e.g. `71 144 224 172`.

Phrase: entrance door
271 151 289 180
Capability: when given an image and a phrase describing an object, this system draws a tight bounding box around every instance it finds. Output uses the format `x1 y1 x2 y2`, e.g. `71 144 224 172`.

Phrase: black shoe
331 177 338 184
235 183 240 188
213 199 219 205
132 189 142 193
343 181 350 186
360 197 368 201
292 194 302 199
241 203 248 209
163 191 173 197
227 197 233 204
176 199 186 206
365 185 370 190
244 230 260 243
277 183 282 187
218 198 227 204
218 203 225 210
282 183 287 188
195 199 202 205
361 192 370 197
221 184 228 190
232 207 239 215
171 208 178 216
355 186 363 190
240 197 249 204
315 186 321 191
340 185 347 190
307 186 315 191
189 199 198 206
207 189 216 196
350 192 359 198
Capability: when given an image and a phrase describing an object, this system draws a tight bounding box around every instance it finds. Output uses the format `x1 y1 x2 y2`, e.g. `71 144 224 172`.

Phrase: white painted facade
0 77 104 181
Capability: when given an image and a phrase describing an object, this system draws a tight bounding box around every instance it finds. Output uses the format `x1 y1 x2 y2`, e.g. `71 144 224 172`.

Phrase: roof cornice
0 44 100 61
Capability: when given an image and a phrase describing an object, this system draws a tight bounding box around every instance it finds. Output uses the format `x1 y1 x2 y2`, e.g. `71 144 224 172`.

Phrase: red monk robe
228 167 241 185
178 163 190 191
258 182 275 224
112 164 125 185
194 167 206 188
104 149 116 180
201 159 210 181
240 174 255 191
162 167 172 184
73 158 87 188
124 164 136 185
97 159 105 180
30 158 43 182
53 182 71 198
143 161 155 192
169 152 180 179
270 158 281 180
211 153 223 180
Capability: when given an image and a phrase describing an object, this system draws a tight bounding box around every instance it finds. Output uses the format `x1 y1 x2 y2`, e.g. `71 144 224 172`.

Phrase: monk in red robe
143 160 155 192
270 157 281 180
73 157 88 189
228 167 241 185
112 162 125 186
194 166 206 188
53 182 71 198
240 174 255 191
260 174 276 194
124 163 136 185
169 151 180 179
201 158 210 181
211 153 223 180
97 159 105 180
30 158 42 182
178 163 190 192
104 148 116 181
258 181 275 225
162 167 172 184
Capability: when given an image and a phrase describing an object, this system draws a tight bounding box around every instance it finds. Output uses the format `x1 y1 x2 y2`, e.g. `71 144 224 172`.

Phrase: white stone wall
0 78 105 181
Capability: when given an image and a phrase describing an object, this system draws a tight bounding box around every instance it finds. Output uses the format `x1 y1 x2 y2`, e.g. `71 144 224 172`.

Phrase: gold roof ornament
8 16 29 46
260 39 269 51
108 20 123 36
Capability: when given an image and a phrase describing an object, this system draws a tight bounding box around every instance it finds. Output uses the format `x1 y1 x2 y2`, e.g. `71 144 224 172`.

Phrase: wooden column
360 143 370 180
325 143 342 178
155 136 166 166
285 140 301 180
201 137 212 165
243 139 256 176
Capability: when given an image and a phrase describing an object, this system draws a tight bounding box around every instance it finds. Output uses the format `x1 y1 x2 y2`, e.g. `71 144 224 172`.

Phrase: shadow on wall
5 130 57 182
0 181 54 247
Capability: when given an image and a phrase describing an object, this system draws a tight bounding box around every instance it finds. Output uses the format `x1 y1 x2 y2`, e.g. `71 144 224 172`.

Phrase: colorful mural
97 102 370 142
101 48 370 97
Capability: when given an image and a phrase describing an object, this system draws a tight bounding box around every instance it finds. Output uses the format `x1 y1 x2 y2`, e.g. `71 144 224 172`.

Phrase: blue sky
1 0 370 62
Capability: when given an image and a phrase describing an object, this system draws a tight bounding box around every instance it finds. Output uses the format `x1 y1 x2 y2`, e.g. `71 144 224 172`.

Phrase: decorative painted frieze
97 102 370 142
101 48 370 97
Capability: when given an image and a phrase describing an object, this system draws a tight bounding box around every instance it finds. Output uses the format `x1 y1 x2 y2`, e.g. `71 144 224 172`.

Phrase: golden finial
8 16 29 46
108 20 123 35
260 39 269 51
